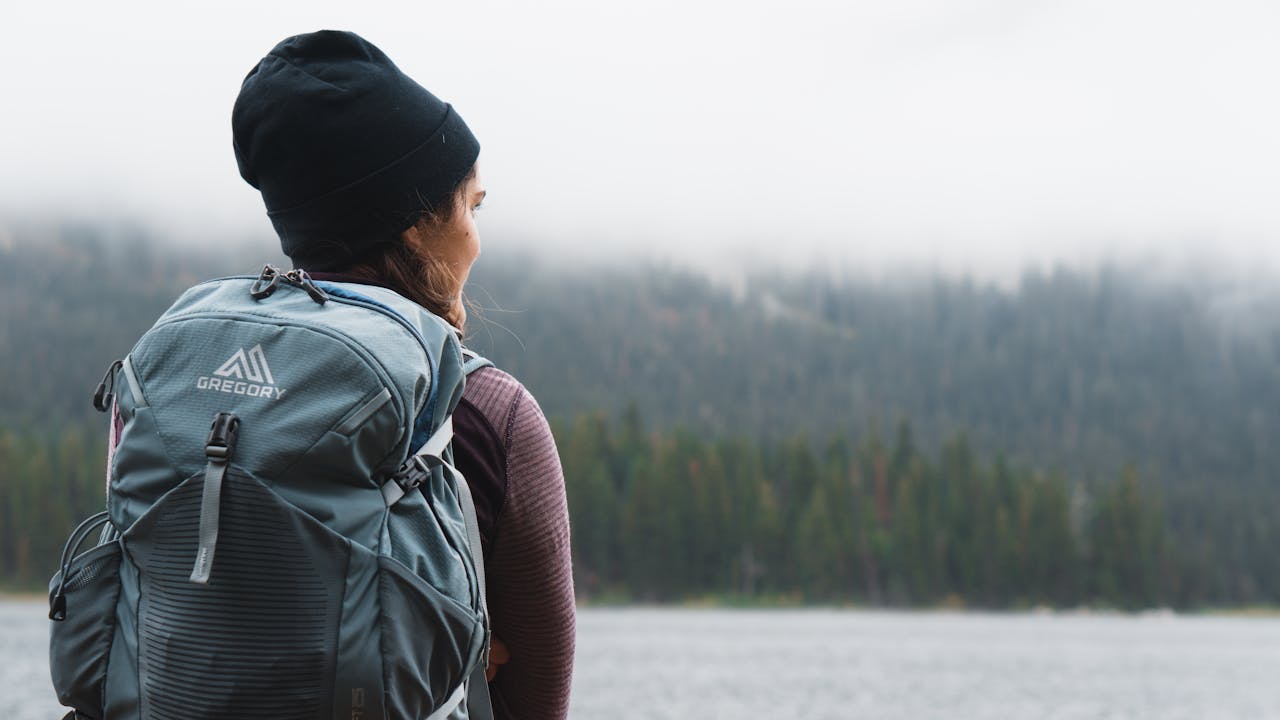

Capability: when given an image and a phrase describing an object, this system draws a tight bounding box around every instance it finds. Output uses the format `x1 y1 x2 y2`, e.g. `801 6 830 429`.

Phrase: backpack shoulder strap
454 345 497 719
460 347 494 377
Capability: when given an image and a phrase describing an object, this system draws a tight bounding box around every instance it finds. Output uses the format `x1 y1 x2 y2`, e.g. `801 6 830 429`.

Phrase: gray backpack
49 266 494 720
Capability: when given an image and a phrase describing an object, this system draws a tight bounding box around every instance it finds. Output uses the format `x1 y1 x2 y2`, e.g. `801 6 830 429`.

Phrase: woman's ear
399 221 424 248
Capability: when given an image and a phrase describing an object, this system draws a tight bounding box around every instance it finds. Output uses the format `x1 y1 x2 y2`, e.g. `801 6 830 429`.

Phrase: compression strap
190 413 239 585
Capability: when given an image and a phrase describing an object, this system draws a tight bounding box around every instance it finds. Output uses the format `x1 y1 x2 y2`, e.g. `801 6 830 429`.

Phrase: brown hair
340 166 476 331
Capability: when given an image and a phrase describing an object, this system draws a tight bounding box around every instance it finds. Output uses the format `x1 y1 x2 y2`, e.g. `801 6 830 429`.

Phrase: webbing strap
463 353 491 376
190 412 238 585
444 458 493 720
444 460 488 617
422 415 454 459
425 683 466 720
465 664 495 720
461 352 494 377
381 475 407 505
189 456 226 584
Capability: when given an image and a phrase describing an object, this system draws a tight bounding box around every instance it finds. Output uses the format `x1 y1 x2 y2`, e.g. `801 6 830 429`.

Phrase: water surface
6 600 1278 719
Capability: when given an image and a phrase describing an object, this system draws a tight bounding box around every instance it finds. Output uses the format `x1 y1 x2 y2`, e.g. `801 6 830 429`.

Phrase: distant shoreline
5 591 1276 617
571 594 1280 617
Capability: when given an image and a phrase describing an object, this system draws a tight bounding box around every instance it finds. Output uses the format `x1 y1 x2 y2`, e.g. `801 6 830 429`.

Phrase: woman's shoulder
460 365 549 446
461 364 524 406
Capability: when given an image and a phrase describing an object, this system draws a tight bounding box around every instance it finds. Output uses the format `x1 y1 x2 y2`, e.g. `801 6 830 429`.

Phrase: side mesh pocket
48 514 123 719
379 555 485 720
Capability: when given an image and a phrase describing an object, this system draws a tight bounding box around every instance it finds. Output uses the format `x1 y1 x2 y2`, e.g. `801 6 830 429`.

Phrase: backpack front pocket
124 468 348 719
48 515 123 719
378 554 486 720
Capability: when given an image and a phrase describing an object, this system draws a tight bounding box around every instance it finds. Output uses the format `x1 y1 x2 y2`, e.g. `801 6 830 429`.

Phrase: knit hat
232 30 480 270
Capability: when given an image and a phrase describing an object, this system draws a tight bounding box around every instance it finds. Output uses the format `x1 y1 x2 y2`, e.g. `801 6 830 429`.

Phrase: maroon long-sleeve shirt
454 366 576 719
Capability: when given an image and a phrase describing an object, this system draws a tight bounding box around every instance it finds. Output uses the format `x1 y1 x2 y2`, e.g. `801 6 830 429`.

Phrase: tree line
555 408 1276 610
0 411 1252 609
0 422 105 587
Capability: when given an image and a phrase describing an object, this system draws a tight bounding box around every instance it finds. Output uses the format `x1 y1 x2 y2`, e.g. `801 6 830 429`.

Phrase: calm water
5 599 1278 719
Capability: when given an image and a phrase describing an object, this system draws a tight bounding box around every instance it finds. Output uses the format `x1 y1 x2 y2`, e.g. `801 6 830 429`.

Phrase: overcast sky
2 0 1278 278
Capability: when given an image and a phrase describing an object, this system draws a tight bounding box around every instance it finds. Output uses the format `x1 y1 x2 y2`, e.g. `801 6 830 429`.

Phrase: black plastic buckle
391 456 432 493
92 358 123 412
206 412 240 461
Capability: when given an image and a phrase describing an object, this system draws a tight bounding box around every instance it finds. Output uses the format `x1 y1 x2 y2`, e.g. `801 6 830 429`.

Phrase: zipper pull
92 359 123 412
49 592 67 622
250 264 281 300
284 268 328 305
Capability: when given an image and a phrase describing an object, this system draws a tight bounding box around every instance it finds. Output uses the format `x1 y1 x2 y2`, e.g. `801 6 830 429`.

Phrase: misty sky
3 0 1278 277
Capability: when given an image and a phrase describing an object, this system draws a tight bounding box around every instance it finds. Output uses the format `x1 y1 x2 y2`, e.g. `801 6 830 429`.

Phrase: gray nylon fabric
335 542 386 720
450 463 488 613
49 273 492 720
452 462 494 720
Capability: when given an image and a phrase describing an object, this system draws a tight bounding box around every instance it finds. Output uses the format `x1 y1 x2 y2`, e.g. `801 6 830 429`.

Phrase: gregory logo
196 345 287 400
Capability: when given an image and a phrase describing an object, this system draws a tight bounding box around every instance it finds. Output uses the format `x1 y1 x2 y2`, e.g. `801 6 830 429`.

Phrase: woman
232 30 575 719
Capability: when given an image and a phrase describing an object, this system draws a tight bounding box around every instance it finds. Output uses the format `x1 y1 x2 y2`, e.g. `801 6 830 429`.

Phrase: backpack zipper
315 287 439 423
177 275 438 422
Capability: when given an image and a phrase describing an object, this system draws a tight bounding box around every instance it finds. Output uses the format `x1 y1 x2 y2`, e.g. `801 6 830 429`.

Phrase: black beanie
232 30 480 270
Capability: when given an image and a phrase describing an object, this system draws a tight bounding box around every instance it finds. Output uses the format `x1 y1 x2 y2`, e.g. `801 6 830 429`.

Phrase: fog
2 0 1278 279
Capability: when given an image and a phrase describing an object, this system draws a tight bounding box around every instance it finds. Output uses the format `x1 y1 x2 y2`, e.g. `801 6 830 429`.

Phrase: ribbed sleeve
463 368 576 720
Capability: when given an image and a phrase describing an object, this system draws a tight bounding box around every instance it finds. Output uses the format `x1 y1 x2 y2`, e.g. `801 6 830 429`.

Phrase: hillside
2 223 1277 604
4 223 1278 494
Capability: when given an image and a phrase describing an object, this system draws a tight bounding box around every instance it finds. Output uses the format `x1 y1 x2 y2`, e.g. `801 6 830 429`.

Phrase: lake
5 600 1278 719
